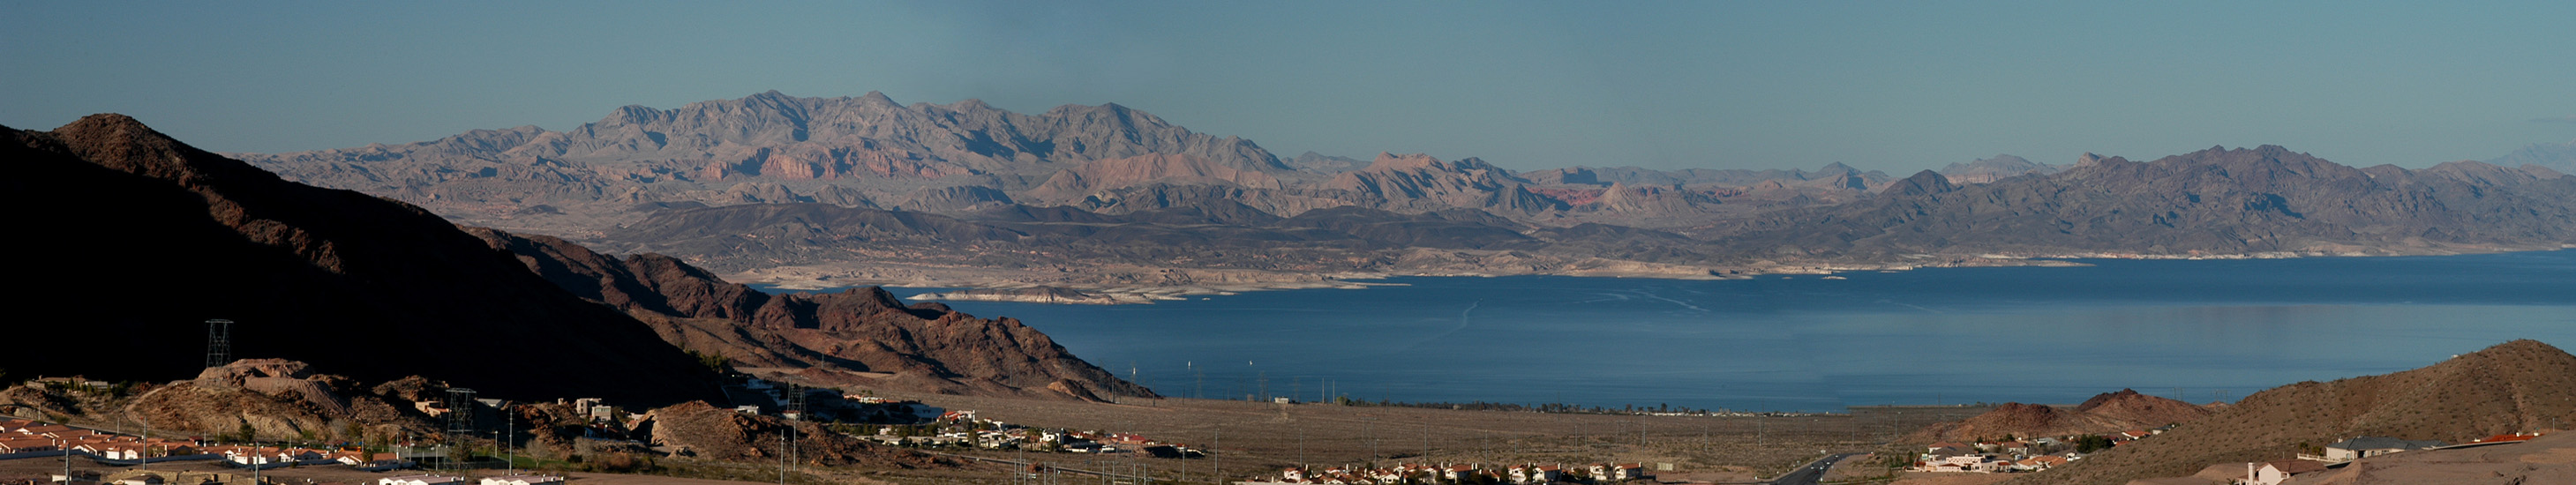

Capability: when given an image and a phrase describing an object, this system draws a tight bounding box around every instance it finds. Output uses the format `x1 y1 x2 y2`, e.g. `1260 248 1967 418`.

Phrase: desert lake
769 250 2576 412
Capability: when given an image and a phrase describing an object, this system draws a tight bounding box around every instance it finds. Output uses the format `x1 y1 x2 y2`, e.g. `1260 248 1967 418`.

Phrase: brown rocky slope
2001 340 2576 485
1915 390 2212 443
471 228 1153 400
0 359 446 444
2 115 722 406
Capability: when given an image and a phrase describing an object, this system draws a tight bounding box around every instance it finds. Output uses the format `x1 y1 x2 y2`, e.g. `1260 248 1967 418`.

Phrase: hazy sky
5 1 2572 172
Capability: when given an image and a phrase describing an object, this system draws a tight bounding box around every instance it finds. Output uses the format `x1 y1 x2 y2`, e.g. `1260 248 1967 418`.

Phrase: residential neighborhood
1242 461 1648 484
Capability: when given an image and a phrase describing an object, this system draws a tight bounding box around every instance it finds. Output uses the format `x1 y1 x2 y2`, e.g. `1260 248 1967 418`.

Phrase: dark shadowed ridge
2 114 724 406
470 228 1155 400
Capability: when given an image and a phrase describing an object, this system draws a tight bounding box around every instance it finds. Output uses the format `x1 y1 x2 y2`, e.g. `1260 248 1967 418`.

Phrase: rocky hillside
471 228 1153 399
0 359 449 444
3 115 723 406
642 400 952 469
1704 146 2576 259
1915 389 2212 442
2001 340 2576 485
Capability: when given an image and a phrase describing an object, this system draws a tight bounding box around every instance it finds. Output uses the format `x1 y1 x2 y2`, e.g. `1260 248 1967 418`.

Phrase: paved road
1770 452 1866 485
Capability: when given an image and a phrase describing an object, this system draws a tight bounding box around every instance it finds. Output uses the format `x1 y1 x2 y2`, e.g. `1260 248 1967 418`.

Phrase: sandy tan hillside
2000 340 2576 485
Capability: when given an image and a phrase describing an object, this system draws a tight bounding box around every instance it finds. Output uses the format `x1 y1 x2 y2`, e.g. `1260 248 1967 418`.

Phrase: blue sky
4 1 2572 171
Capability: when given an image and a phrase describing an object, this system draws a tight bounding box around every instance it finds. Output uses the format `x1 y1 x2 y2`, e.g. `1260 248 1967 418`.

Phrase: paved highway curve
1769 453 1865 485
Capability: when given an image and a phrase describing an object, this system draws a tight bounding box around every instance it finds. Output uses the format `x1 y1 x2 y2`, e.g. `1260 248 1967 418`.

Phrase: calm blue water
764 250 2576 412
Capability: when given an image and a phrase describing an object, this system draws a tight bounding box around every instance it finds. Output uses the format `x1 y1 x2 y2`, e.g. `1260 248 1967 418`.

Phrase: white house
477 475 565 485
2323 436 2445 461
1609 463 1645 481
379 475 465 485
2244 460 2325 485
71 444 142 460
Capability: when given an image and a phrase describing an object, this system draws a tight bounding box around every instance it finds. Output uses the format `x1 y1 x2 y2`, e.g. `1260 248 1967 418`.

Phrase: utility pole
785 383 800 485
502 401 514 475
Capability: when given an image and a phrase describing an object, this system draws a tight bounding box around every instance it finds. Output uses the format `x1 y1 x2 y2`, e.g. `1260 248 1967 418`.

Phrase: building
2014 455 2068 471
1443 465 1477 482
0 437 61 453
379 475 465 485
72 443 144 460
477 475 565 485
2322 436 2445 461
50 471 101 485
2247 460 2326 485
1609 463 1646 481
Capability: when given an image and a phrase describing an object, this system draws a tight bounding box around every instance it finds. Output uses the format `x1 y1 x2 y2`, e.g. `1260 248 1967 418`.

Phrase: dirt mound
2003 340 2576 485
642 401 952 469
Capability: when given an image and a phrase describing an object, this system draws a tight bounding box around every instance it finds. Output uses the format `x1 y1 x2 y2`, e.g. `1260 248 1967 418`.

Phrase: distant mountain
1023 153 1285 203
1287 151 1370 174
1521 163 1896 189
579 201 1728 286
1937 153 2065 183
2485 138 2576 172
233 91 1285 229
2001 340 2576 485
3 115 724 406
1704 146 2576 258
1318 153 1564 214
222 93 2576 290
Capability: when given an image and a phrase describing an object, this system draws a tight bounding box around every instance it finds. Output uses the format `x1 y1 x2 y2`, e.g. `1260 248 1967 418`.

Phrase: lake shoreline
731 246 2573 303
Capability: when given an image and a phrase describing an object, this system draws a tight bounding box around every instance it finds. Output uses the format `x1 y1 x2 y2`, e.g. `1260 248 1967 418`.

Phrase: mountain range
226 92 2576 291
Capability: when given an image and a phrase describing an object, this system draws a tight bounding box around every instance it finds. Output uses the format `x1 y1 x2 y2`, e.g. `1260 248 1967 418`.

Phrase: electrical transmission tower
204 319 233 369
446 388 477 472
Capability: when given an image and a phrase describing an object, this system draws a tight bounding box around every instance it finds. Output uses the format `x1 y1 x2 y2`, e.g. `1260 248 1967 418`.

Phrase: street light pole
503 402 514 476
